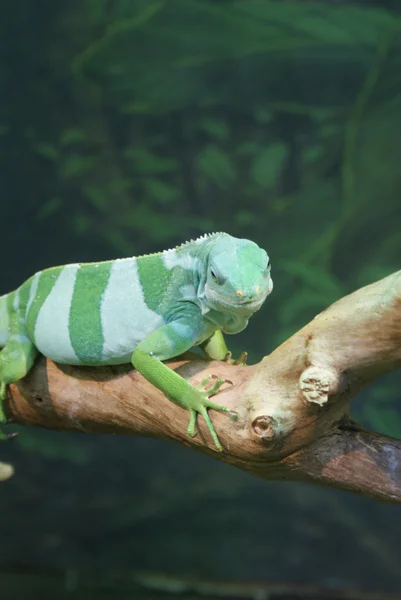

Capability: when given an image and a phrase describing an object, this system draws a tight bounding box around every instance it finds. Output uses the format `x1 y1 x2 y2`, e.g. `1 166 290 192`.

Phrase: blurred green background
1 0 401 597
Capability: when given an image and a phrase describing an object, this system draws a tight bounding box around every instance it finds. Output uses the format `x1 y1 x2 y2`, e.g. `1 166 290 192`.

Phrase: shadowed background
1 0 401 597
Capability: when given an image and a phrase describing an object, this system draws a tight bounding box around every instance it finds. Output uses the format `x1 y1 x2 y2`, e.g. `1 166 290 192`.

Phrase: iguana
0 232 273 450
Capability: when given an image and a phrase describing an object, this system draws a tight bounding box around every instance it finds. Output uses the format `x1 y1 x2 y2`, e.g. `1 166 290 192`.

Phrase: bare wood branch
4 270 401 502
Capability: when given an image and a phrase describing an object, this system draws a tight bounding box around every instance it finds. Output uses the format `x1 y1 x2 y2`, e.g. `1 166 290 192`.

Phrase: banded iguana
0 233 273 450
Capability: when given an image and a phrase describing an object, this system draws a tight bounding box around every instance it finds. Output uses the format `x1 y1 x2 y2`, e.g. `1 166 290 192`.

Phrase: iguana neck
159 233 228 316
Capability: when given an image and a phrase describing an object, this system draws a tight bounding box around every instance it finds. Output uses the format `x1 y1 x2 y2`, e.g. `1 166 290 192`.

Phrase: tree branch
4 270 401 502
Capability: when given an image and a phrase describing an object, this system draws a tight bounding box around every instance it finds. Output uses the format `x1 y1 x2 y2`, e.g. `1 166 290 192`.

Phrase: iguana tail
0 293 11 347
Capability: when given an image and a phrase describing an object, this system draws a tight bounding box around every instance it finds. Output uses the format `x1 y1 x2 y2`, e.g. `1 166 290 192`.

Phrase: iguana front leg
201 330 247 365
131 317 234 451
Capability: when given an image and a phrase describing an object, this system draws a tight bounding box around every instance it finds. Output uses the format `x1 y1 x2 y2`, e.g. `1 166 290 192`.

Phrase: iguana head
204 235 273 315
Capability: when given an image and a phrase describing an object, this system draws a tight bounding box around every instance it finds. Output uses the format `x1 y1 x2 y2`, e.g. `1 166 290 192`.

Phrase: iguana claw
224 351 248 366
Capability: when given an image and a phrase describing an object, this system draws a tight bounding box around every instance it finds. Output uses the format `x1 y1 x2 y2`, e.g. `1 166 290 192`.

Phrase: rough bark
4 270 401 502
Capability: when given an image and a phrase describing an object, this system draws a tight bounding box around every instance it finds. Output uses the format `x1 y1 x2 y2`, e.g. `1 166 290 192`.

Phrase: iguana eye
210 268 225 284
267 259 271 270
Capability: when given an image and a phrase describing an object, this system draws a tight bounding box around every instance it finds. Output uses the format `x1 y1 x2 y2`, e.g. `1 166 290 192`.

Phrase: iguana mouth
205 285 265 311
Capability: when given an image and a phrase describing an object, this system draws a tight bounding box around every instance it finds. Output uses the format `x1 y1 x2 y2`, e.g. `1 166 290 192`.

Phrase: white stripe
179 283 197 302
26 271 41 316
162 249 203 273
34 265 80 363
100 258 162 363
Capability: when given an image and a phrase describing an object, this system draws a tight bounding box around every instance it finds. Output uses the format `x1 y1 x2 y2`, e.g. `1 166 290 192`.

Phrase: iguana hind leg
0 312 38 426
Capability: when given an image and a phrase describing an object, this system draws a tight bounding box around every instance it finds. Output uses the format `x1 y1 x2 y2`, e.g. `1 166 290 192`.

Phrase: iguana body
0 233 273 450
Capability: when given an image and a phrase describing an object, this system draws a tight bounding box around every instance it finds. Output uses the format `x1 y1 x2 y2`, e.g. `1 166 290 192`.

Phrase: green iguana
0 233 273 450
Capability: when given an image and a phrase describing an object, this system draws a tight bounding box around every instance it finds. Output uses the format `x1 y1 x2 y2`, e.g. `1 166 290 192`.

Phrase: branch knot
252 415 278 443
299 366 339 407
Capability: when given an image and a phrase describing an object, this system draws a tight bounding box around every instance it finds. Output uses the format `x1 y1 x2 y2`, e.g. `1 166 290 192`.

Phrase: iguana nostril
236 290 243 297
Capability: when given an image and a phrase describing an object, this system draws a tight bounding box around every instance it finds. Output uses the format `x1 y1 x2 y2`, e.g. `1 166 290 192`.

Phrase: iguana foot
223 351 248 366
186 375 236 452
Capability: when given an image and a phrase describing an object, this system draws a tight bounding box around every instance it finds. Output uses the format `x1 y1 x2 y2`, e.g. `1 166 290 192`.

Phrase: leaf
60 154 97 178
34 142 59 161
119 204 187 242
71 0 401 119
74 214 91 235
143 179 178 204
100 228 135 255
109 177 134 194
235 211 256 226
123 102 153 114
250 142 288 189
236 141 261 156
201 118 229 141
84 186 108 212
124 148 178 174
302 144 325 164
355 265 394 288
238 1 396 45
255 108 273 124
36 198 62 221
279 289 331 326
196 145 236 190
59 128 87 146
281 260 344 298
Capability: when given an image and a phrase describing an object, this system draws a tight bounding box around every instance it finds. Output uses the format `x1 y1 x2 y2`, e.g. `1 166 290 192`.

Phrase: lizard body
0 233 273 450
